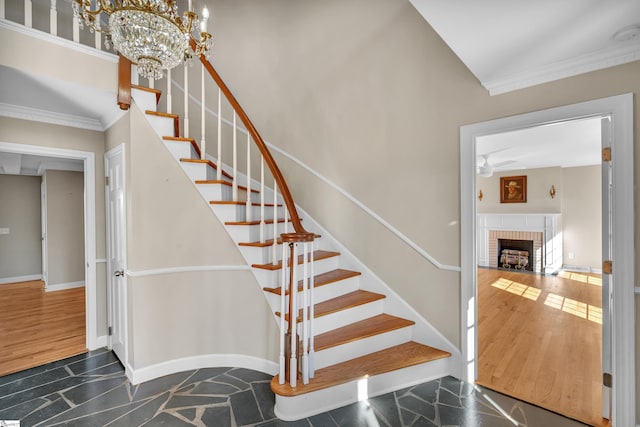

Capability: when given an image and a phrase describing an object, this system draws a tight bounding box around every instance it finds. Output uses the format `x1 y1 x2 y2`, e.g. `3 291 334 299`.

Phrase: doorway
0 141 100 351
460 94 635 426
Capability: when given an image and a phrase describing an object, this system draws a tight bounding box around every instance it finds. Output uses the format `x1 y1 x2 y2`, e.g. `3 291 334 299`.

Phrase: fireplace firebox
497 239 534 272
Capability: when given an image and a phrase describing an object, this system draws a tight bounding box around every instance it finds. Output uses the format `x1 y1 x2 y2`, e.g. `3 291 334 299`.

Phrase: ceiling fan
476 152 516 177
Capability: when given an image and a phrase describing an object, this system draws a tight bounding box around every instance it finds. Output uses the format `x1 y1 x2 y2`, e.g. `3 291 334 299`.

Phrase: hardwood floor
0 280 86 377
477 268 608 427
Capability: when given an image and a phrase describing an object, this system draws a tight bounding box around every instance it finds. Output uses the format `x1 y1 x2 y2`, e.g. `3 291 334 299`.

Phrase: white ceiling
0 152 84 176
476 116 602 175
410 0 640 95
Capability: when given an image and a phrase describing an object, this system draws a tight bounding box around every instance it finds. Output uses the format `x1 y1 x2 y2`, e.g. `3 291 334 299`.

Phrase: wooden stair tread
314 313 414 351
145 110 178 119
210 201 281 207
252 250 339 271
180 158 234 180
195 180 259 193
225 218 291 226
239 238 282 248
131 84 161 104
278 290 385 321
162 136 202 158
263 269 361 295
271 341 451 397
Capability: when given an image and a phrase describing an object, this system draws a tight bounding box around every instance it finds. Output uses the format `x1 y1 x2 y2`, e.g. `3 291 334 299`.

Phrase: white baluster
232 112 238 201
245 133 252 221
166 69 172 114
216 88 222 181
94 21 101 50
72 10 79 43
183 63 189 138
284 206 289 234
289 242 298 388
301 242 310 384
272 182 278 265
308 241 315 378
49 0 57 35
200 65 206 160
0 0 5 19
148 78 154 90
24 0 32 27
278 241 287 384
259 158 265 243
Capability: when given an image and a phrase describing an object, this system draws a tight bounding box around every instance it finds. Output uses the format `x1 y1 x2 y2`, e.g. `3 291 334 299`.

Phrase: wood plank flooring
477 268 608 427
0 280 86 377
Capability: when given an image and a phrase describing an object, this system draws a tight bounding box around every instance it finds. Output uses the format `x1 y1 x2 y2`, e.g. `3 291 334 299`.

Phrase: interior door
600 116 612 420
105 145 127 363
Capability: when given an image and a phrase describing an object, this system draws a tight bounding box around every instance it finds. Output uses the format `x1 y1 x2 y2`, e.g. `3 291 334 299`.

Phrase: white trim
45 280 85 292
483 44 640 96
125 265 251 278
96 258 107 263
0 142 100 352
0 274 42 284
0 18 117 63
0 102 104 132
95 334 108 348
171 80 459 272
460 94 635 426
126 354 278 385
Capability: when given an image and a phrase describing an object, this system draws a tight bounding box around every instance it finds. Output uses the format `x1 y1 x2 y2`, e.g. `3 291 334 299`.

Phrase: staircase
130 81 452 420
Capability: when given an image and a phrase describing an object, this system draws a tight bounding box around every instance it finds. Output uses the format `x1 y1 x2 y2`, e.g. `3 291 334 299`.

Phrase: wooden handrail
190 40 308 236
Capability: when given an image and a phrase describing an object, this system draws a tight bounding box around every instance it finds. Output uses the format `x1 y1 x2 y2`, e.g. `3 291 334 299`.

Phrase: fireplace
497 238 534 271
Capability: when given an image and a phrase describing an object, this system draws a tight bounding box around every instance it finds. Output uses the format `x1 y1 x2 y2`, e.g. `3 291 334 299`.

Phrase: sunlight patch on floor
558 271 602 286
491 279 541 301
544 293 602 324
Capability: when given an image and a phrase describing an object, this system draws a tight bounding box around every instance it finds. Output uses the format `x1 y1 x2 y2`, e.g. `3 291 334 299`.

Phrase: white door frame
40 178 48 287
460 94 635 426
105 143 128 364
0 141 99 350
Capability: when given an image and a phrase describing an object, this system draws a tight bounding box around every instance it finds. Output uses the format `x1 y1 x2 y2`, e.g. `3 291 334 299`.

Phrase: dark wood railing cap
281 232 316 243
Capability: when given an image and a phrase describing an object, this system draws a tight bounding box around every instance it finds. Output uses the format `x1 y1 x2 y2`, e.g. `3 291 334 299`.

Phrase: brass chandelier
73 0 212 79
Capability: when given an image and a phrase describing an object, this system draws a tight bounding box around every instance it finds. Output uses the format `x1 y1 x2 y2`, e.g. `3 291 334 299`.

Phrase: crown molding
0 102 104 131
483 43 640 95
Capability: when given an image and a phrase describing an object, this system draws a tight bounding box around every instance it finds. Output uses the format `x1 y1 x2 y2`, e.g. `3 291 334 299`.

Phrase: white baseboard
93 335 108 349
561 265 602 274
0 274 42 285
126 354 278 385
46 281 85 292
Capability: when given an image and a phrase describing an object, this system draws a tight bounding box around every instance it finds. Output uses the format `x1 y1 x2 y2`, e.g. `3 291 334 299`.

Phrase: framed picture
500 175 527 203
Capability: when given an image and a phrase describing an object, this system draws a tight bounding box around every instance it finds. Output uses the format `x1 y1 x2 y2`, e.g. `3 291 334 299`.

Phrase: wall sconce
549 185 556 199
478 190 483 201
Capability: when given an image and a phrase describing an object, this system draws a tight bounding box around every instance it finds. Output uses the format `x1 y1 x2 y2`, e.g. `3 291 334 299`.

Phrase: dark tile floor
0 349 588 426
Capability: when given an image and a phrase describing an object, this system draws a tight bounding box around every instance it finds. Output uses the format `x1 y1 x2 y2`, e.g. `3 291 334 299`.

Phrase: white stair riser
314 326 412 370
296 299 384 336
210 204 284 223
131 89 157 113
251 256 340 288
238 244 283 266
226 222 298 243
181 162 216 181
164 140 198 162
146 114 175 138
273 357 450 421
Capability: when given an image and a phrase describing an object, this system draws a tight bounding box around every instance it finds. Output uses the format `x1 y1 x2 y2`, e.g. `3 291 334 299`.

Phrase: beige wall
477 167 563 213
44 170 85 286
124 106 278 369
0 117 108 336
0 174 41 280
561 166 601 270
208 0 640 415
478 166 601 270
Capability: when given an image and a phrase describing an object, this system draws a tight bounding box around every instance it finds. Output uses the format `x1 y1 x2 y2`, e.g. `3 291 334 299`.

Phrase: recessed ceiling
410 0 640 94
0 152 84 176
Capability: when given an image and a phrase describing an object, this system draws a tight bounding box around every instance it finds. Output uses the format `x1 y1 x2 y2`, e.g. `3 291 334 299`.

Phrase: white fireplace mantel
477 213 562 274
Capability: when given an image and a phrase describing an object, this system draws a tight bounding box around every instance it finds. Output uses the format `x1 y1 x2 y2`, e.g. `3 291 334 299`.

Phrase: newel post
117 56 132 111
